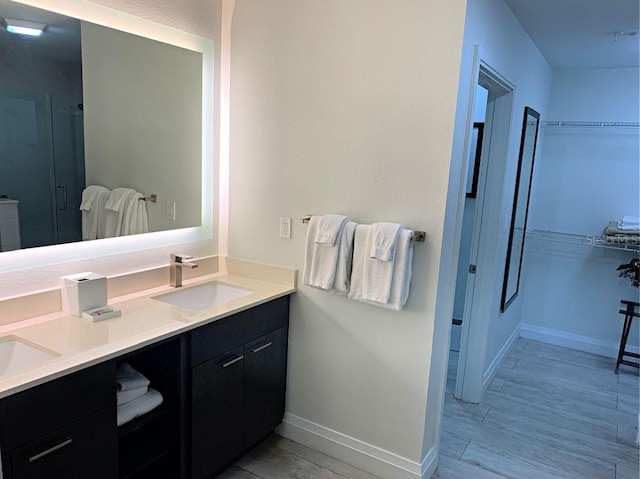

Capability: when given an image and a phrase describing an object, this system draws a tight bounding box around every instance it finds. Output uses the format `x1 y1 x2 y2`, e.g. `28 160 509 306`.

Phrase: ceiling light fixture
610 31 637 42
4 18 46 36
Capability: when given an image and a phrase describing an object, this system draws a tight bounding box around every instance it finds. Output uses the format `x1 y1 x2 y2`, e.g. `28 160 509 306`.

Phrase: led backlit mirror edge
1 0 214 274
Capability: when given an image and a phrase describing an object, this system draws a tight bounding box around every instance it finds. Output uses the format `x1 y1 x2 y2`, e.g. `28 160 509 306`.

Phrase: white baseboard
277 413 436 479
482 323 521 389
520 323 640 359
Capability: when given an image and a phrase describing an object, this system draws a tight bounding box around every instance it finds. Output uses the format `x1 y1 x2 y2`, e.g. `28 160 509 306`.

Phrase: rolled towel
117 385 148 406
117 388 163 426
370 222 402 261
116 363 150 392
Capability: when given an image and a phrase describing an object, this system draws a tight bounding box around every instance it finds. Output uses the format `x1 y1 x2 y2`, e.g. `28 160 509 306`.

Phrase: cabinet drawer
0 361 114 451
10 408 117 479
191 295 289 366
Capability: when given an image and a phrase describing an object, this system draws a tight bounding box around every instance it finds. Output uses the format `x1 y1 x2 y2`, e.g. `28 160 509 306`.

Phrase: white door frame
455 50 515 403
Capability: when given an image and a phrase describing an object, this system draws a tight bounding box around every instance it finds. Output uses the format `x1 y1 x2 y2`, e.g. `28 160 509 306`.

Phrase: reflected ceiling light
4 18 46 36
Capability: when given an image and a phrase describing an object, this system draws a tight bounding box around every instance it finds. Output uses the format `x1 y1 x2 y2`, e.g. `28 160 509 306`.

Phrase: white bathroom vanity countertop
0 259 296 399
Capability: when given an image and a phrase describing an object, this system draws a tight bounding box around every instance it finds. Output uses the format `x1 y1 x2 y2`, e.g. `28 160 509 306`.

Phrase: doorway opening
449 61 515 403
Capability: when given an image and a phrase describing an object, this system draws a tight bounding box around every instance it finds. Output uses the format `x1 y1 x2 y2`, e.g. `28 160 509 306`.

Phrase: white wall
522 68 640 354
228 0 466 474
0 0 220 298
82 21 202 232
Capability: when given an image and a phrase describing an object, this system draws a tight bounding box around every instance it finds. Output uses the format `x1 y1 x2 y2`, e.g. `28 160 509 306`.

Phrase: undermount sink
152 282 253 311
0 336 60 375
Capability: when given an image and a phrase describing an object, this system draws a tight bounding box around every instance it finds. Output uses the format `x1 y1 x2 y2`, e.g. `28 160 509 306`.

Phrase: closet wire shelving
543 120 640 129
531 119 640 251
526 230 640 252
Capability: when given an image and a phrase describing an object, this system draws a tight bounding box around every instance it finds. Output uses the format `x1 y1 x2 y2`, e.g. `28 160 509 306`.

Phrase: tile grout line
272 440 362 479
237 465 268 479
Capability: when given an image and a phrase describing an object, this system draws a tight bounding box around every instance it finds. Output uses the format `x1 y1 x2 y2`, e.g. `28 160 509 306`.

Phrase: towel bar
300 216 425 242
138 194 157 203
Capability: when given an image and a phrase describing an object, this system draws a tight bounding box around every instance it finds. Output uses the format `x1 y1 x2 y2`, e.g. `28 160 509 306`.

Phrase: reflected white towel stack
105 188 149 238
80 185 110 240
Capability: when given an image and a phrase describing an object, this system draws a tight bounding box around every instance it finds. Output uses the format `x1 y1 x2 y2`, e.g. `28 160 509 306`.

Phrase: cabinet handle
249 341 272 353
27 438 73 462
218 354 244 368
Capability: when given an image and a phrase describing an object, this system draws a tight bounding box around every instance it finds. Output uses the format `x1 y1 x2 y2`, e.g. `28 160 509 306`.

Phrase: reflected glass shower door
52 98 85 245
0 88 56 248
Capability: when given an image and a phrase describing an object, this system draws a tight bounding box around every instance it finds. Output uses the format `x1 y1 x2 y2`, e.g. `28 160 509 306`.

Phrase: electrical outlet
280 217 291 239
166 201 176 221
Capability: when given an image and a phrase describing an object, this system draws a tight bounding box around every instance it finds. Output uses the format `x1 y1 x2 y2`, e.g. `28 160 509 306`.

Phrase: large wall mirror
501 106 540 312
0 0 214 273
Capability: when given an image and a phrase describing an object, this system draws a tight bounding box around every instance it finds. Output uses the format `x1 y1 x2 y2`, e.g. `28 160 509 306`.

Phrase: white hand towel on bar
303 216 356 293
116 388 163 426
370 222 402 261
349 225 414 311
363 225 403 303
315 214 349 245
618 216 640 231
80 185 110 240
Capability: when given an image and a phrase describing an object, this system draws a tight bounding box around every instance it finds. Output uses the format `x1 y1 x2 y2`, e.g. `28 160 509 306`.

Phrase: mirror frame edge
1 0 215 274
500 106 541 313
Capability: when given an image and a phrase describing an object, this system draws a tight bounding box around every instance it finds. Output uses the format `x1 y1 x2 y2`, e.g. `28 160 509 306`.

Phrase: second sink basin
152 282 253 311
0 336 60 376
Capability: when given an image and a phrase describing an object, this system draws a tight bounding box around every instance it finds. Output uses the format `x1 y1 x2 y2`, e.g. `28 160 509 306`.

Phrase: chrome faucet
170 253 198 287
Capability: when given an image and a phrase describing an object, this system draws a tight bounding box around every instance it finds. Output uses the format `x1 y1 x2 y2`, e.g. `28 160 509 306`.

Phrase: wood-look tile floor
439 339 639 479
218 339 639 478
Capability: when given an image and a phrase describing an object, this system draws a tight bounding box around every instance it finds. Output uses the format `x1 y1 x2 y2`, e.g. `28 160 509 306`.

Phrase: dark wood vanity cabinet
191 295 290 479
0 362 117 479
0 294 290 479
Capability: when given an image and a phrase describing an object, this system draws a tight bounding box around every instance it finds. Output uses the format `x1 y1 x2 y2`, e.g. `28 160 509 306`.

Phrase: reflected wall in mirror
501 106 540 312
0 0 202 252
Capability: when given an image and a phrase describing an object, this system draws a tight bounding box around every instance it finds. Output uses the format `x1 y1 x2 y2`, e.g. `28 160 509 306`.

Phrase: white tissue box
61 272 108 317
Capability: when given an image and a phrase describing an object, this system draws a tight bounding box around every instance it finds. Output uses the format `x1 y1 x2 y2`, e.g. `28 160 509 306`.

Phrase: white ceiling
503 0 640 69
0 0 81 63
1 0 638 69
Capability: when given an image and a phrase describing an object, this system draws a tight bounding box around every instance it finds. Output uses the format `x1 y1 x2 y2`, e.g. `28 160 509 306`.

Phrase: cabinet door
10 408 117 479
191 347 244 479
242 327 288 450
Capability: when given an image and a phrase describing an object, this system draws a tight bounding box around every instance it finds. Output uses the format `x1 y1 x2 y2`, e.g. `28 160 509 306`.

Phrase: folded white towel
116 363 150 392
303 216 356 293
80 185 110 240
315 214 349 245
117 385 148 406
363 225 402 303
370 222 402 261
618 216 640 232
349 225 414 311
117 388 163 426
